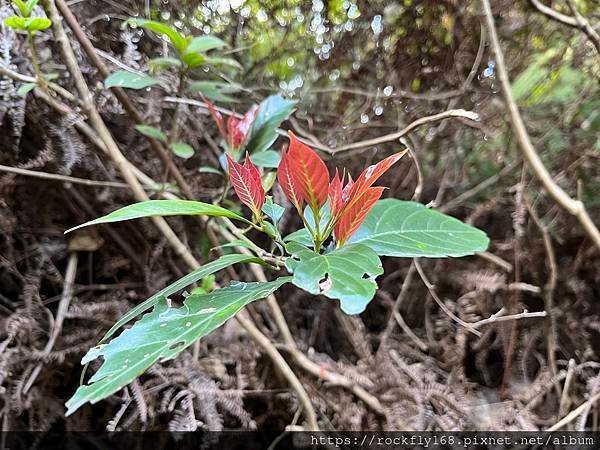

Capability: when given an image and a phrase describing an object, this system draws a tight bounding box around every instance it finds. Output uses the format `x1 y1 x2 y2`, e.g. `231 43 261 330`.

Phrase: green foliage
97 254 264 345
249 150 281 168
285 241 383 314
148 57 182 73
184 35 227 53
127 18 189 53
17 82 36 96
3 16 51 32
9 0 39 18
66 277 290 415
169 142 195 159
261 196 285 225
104 71 161 89
65 200 250 233
246 95 296 153
349 199 490 258
134 125 167 142
186 80 242 102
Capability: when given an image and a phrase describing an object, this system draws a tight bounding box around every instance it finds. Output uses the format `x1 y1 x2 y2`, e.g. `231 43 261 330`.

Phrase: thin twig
547 392 600 431
481 0 600 251
166 95 480 155
0 164 175 192
525 196 560 395
530 0 600 54
414 260 481 337
235 311 319 430
470 308 547 328
23 253 78 393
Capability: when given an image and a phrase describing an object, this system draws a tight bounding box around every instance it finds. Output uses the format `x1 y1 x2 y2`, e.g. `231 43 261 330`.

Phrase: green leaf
348 199 490 257
3 16 51 32
127 18 189 53
148 57 182 73
17 82 36 96
185 35 226 53
204 56 241 69
180 51 206 68
104 71 161 89
97 253 263 345
284 229 313 247
65 199 249 233
246 95 296 154
250 150 281 168
170 142 194 159
262 196 285 225
65 277 290 415
134 125 167 142
186 81 241 102
197 166 223 175
285 242 383 315
11 0 29 16
24 0 38 15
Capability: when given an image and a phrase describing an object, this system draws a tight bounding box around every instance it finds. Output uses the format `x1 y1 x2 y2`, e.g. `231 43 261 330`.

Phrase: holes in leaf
318 275 332 293
168 341 186 351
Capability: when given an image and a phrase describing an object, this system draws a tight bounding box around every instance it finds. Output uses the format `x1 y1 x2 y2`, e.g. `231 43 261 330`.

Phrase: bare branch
481 0 600 251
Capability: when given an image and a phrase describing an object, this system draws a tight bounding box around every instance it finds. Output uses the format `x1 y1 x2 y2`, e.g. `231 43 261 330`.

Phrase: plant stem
167 69 186 146
27 32 48 93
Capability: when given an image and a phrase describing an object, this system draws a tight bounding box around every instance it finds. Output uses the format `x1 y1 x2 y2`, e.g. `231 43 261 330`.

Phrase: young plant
63 129 490 416
3 0 52 93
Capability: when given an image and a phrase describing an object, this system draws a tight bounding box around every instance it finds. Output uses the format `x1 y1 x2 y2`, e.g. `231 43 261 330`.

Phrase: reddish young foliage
287 131 329 211
227 105 258 150
277 146 304 211
203 97 257 151
345 150 408 210
334 186 385 246
205 99 226 139
226 153 265 216
328 169 344 219
341 173 354 204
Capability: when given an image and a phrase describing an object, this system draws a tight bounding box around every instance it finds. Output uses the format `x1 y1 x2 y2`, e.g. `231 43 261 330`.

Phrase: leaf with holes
65 277 290 415
348 199 490 257
285 241 383 315
104 71 161 90
65 199 249 233
98 254 264 345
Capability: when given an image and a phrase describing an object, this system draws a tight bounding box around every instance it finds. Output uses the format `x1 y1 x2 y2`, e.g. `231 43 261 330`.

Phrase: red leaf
329 169 344 219
287 131 329 211
227 105 258 150
243 152 264 210
334 186 385 246
346 150 407 208
202 96 226 140
277 146 304 211
341 173 354 204
227 154 265 215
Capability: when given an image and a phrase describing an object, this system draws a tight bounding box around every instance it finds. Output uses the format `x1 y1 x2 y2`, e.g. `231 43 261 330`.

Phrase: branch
481 0 600 251
530 0 600 54
44 0 320 429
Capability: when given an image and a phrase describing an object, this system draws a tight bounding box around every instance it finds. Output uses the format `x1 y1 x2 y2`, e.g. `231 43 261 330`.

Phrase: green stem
28 32 48 93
